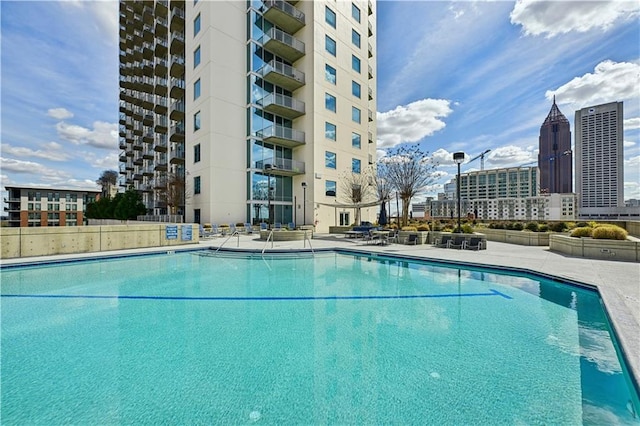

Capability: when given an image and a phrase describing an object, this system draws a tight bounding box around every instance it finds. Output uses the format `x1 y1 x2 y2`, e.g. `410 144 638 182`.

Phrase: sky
1 0 639 204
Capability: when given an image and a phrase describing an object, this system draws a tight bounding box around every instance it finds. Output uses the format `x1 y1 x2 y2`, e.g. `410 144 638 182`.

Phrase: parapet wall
0 224 198 259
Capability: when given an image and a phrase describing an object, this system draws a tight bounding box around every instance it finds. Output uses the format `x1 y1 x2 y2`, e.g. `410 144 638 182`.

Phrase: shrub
550 222 568 232
538 224 550 232
512 222 524 231
592 225 628 240
402 226 417 232
417 225 430 231
461 224 474 234
570 227 593 238
525 222 539 232
575 221 589 228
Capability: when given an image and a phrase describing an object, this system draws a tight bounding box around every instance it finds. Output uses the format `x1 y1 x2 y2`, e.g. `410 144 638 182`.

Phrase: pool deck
2 233 639 391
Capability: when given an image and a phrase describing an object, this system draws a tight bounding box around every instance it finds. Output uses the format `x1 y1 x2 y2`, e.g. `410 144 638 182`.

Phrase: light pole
301 182 307 226
453 152 465 233
265 164 274 227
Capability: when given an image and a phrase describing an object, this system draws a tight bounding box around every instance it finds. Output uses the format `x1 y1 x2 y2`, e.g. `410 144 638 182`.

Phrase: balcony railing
255 157 305 175
263 0 305 34
258 60 305 91
260 27 305 62
259 93 305 119
257 125 305 148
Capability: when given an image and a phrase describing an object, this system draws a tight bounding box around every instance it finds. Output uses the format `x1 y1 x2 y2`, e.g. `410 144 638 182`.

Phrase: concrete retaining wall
480 229 551 246
0 224 198 259
550 234 639 262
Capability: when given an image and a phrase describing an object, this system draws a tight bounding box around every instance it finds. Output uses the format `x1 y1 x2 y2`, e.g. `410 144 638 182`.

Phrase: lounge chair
405 233 418 245
287 222 295 230
244 223 253 234
447 235 465 249
199 224 215 239
274 222 282 230
434 235 452 248
465 237 484 251
260 222 268 231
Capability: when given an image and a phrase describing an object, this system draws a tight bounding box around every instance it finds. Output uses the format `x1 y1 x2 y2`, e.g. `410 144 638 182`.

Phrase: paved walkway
2 233 639 387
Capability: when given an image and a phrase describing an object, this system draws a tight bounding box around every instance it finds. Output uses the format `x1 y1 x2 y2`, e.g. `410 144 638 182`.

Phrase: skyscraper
575 101 624 216
118 0 378 232
538 97 572 194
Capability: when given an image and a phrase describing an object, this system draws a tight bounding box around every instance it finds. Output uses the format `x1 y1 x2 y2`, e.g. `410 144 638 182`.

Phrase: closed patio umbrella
378 201 388 226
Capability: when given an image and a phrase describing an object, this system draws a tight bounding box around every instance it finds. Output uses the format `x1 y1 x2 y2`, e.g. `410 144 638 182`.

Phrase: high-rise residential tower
575 101 624 217
538 97 572 194
118 0 377 232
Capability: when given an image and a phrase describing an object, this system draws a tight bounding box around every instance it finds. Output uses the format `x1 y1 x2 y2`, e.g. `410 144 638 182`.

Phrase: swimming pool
1 250 638 424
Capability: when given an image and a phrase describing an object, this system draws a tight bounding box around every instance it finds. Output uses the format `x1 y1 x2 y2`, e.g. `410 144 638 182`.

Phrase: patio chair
260 222 268 231
447 235 465 249
287 222 295 230
405 233 418 245
465 237 484 251
434 235 452 248
274 222 282 230
244 223 253 234
387 229 399 244
362 230 375 245
199 224 215 239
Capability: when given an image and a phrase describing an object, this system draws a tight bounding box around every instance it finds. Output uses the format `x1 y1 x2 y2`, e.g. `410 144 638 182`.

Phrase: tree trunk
401 196 411 227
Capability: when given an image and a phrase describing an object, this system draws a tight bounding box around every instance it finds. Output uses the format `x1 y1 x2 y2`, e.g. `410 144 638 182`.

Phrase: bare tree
339 168 376 225
158 173 187 216
378 145 439 227
96 170 118 198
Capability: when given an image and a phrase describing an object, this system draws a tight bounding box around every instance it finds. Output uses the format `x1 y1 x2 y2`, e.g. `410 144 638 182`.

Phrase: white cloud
0 157 71 180
2 142 70 162
624 141 636 148
547 60 640 107
62 1 118 44
86 151 120 170
56 120 118 150
625 181 640 200
510 0 640 38
432 148 466 166
377 99 453 149
47 108 73 120
625 117 640 130
488 145 536 167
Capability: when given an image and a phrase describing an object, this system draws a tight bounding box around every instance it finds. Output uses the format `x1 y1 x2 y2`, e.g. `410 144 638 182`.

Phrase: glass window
194 13 201 36
325 93 336 112
194 78 201 100
325 151 336 169
326 180 337 197
194 111 201 131
352 55 361 73
352 80 361 98
325 6 336 28
352 106 361 123
194 46 201 68
352 3 361 22
352 132 361 149
325 122 336 140
352 158 361 173
352 29 361 48
325 64 336 84
194 143 201 163
325 35 336 56
194 176 201 194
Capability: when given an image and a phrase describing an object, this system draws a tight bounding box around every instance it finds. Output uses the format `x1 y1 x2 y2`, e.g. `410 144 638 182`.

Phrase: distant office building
3 186 99 227
575 102 624 219
458 166 538 201
539 97 572 193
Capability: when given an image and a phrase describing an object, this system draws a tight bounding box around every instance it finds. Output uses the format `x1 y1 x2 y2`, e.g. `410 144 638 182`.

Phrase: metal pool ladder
261 230 314 255
214 230 240 254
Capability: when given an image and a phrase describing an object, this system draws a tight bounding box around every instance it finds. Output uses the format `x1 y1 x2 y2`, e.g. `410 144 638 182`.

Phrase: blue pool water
1 251 638 424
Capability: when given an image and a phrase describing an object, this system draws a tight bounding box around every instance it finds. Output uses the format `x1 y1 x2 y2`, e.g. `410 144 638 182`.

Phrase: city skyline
1 1 639 202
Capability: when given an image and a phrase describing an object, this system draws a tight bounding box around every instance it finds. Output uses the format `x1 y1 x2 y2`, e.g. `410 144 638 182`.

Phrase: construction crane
468 149 491 170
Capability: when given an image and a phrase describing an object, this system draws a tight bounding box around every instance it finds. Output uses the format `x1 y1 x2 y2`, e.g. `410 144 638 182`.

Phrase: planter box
259 229 313 241
480 228 550 246
397 231 429 244
329 226 351 234
550 234 639 262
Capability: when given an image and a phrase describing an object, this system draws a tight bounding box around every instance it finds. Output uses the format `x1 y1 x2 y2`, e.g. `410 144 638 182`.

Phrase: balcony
368 21 373 37
155 115 168 132
368 86 373 100
155 16 168 36
263 0 305 34
142 144 155 159
142 42 154 59
255 158 305 176
143 113 154 126
155 77 168 97
140 92 155 109
258 60 305 91
170 99 185 120
154 96 168 114
368 0 373 15
142 24 154 42
368 109 373 122
169 144 185 164
261 28 305 63
155 153 168 171
259 93 305 119
155 37 168 56
368 131 373 144
170 123 185 142
368 42 373 58
170 77 185 98
143 129 154 143
142 5 154 23
169 55 185 77
155 58 168 76
368 65 373 79
155 0 168 15
170 7 184 31
154 133 168 151
170 31 184 54
257 125 305 148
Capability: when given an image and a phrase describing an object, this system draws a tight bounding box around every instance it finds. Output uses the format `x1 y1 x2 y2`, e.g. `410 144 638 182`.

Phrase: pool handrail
214 230 240 254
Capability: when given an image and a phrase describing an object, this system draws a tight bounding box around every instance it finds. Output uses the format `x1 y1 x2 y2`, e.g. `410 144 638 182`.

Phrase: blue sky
1 0 639 202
